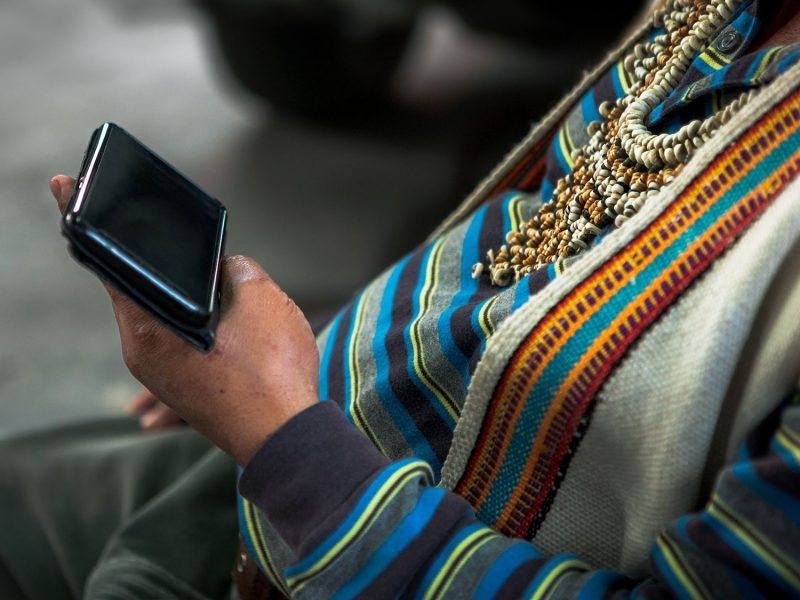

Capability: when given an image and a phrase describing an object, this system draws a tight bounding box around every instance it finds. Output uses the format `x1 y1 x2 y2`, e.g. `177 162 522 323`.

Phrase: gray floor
0 0 460 436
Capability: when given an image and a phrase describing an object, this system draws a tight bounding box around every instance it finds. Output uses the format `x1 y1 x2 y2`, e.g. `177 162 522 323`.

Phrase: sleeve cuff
238 400 391 549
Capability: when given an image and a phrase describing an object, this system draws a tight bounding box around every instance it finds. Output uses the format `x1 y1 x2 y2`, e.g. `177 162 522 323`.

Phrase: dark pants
0 418 238 599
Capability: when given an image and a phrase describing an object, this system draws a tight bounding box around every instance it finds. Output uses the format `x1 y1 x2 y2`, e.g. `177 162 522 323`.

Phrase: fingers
140 401 184 430
127 388 158 415
49 175 75 215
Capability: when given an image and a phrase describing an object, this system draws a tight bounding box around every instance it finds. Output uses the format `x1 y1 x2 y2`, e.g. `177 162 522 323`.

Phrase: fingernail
51 178 61 198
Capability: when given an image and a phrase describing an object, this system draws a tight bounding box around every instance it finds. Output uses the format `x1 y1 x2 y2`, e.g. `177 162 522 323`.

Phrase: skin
50 175 320 466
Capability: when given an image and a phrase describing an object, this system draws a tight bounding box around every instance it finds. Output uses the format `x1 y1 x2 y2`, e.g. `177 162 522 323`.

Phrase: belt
233 537 288 600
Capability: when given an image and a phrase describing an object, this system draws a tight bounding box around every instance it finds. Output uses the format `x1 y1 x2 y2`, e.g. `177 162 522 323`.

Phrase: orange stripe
456 92 800 513
487 131 555 198
496 146 800 532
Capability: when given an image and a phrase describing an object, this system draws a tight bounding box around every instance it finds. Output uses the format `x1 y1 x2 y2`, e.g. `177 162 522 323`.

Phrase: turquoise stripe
471 541 541 598
520 554 585 598
478 125 800 526
332 488 447 599
237 494 261 572
540 178 555 203
372 256 441 471
285 458 429 580
700 509 798 595
413 521 485 599
772 435 800 474
575 569 626 599
342 301 360 421
402 243 456 428
673 515 765 600
436 203 488 383
469 194 518 357
318 314 343 402
554 128 574 175
580 88 602 125
650 542 696 600
731 460 800 528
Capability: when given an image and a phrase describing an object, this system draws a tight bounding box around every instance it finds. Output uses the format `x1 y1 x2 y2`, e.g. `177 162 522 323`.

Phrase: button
717 29 741 53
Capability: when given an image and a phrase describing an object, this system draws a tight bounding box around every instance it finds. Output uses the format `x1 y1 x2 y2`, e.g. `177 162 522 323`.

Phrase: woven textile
239 0 800 590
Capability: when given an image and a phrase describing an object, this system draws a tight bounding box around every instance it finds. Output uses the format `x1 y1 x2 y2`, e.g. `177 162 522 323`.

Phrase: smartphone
62 123 227 351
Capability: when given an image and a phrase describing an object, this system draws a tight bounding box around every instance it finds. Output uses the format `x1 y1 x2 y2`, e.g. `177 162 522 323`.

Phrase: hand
51 175 320 465
127 388 184 430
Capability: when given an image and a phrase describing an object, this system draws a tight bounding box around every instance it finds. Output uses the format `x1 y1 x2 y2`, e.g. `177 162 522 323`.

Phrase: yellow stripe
558 127 575 170
700 46 728 70
753 47 781 82
424 530 495 600
508 192 524 234
776 428 800 463
655 534 709 599
709 498 800 589
529 558 589 600
288 461 432 591
616 61 631 94
243 500 291 596
409 238 459 421
479 296 499 339
347 284 385 450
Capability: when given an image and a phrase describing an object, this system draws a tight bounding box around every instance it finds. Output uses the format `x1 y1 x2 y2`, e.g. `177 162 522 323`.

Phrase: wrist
226 392 319 466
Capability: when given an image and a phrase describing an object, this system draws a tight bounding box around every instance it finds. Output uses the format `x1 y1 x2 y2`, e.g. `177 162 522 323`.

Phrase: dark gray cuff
238 401 390 549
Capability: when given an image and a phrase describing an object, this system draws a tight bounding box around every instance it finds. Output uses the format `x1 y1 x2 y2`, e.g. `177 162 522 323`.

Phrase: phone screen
80 126 221 306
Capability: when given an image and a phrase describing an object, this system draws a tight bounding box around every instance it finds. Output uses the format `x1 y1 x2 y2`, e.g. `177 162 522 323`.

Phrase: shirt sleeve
238 395 800 599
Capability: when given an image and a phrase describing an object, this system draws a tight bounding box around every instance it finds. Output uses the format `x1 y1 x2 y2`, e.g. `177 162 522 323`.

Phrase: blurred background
0 0 645 436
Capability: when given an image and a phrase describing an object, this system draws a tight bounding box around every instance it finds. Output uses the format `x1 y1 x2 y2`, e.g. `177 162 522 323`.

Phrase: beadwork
481 0 752 287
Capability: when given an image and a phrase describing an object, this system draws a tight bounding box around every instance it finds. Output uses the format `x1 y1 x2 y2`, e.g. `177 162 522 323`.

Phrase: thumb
50 175 75 215
219 255 271 310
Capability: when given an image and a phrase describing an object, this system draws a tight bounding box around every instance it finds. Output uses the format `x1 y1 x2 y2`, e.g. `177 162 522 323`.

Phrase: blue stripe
772 435 800 474
469 194 518 356
520 555 584 598
342 303 360 421
554 128 574 175
700 509 798 595
333 488 447 599
436 204 487 383
731 459 800 528
580 89 602 125
318 314 343 402
402 244 457 428
650 542 695 600
472 541 541 599
575 569 626 599
540 178 555 203
413 521 486 599
372 256 441 471
286 458 427 580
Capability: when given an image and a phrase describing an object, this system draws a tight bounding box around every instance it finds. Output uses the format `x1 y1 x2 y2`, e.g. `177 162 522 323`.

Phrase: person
2 0 800 597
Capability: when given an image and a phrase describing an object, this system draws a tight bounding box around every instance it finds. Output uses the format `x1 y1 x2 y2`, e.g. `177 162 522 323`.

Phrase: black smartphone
62 123 227 351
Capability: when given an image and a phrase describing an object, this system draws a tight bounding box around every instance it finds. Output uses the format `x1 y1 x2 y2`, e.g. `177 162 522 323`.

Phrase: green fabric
0 417 238 600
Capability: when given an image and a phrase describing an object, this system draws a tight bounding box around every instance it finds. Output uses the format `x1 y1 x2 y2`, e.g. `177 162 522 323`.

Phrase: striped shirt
238 1 800 597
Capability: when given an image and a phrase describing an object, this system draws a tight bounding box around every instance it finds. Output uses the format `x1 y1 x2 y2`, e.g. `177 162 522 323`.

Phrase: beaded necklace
479 0 752 286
